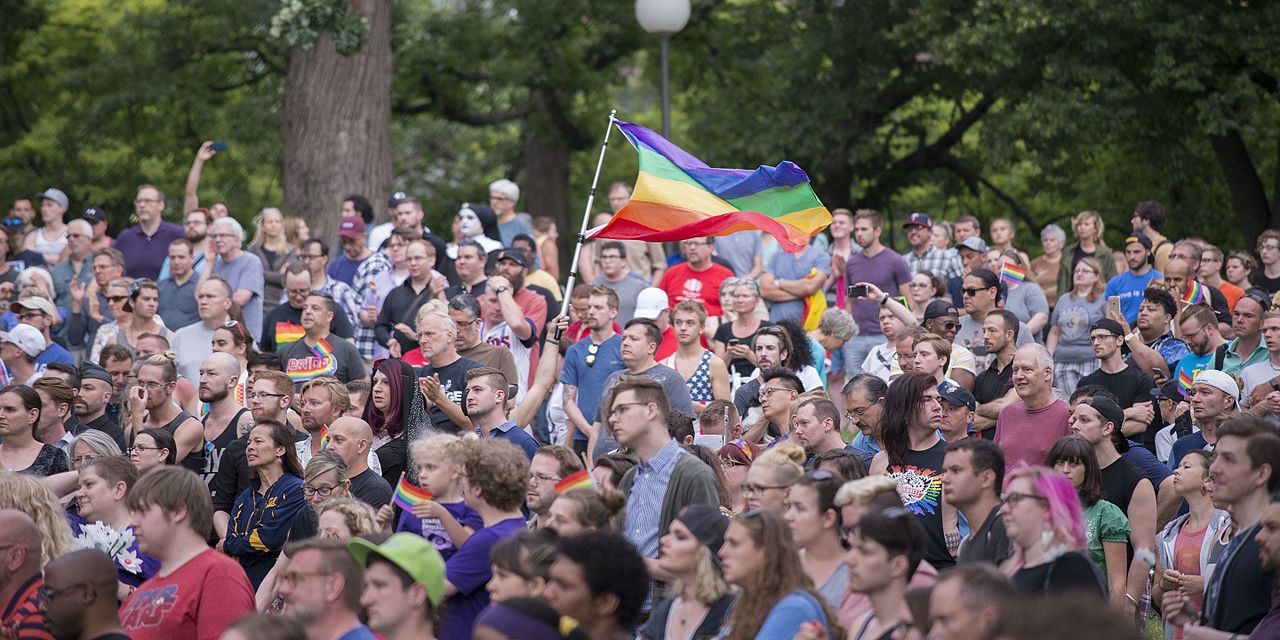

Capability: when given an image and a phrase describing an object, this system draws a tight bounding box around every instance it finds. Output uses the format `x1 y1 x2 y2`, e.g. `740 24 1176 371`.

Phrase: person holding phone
843 209 912 377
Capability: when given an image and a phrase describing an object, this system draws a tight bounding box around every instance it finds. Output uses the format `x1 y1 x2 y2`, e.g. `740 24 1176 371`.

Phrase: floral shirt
67 514 161 587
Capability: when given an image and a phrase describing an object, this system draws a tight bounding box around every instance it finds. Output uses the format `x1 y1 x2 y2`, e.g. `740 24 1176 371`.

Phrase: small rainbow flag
1000 261 1027 286
286 339 339 382
1182 281 1207 305
275 322 305 348
317 426 329 450
1177 368 1194 397
392 473 433 511
801 268 827 331
555 469 594 493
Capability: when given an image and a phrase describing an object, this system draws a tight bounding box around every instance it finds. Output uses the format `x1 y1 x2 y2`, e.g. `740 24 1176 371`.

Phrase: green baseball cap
348 533 445 606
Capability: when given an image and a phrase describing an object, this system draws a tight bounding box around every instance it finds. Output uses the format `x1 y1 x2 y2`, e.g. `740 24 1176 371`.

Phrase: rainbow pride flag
1182 281 1207 305
286 339 338 382
587 120 831 253
1177 368 1194 397
317 426 329 450
1000 261 1027 286
392 473 433 511
801 268 827 331
275 322 305 349
555 469 594 493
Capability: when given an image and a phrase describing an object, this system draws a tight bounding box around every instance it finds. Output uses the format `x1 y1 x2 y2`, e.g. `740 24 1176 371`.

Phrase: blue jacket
225 473 305 588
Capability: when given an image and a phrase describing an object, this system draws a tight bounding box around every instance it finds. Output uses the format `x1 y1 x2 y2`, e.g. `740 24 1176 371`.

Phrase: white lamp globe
635 0 691 36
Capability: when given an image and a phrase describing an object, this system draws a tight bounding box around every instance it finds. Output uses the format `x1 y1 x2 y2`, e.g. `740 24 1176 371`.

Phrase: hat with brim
348 533 445 606
13 297 56 319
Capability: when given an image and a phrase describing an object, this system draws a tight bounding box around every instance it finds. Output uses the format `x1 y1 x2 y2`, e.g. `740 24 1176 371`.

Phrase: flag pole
556 109 617 339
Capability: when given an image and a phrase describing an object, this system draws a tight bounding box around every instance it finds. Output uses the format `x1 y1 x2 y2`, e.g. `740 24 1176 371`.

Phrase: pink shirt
995 398 1072 469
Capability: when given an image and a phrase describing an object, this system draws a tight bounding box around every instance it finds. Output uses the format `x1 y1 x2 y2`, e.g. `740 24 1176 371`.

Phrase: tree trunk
1209 129 1273 242
282 0 393 244
519 95 573 276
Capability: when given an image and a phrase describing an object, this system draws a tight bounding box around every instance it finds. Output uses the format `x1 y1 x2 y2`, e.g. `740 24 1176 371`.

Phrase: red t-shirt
994 399 1071 470
658 262 733 316
120 549 255 640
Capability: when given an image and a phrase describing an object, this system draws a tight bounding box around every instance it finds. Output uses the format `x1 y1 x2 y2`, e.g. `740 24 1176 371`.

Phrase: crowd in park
6 139 1280 640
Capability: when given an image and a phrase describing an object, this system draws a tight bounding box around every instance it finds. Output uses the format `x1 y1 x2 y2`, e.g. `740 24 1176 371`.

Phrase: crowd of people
3 141 1280 640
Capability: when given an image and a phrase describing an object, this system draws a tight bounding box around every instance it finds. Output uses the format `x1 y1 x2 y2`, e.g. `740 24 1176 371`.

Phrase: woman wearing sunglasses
718 509 839 640
1000 464 1105 596
1047 257 1108 394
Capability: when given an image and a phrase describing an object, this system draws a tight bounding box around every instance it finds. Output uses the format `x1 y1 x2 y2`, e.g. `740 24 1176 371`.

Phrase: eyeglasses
106 295 128 303
929 320 958 332
608 402 649 419
530 472 560 485
40 583 86 602
586 343 599 367
743 483 789 495
279 570 334 587
137 381 172 390
72 454 99 467
303 484 341 498
248 392 288 401
908 282 931 289
719 457 744 468
1000 492 1048 507
301 254 325 260
845 403 874 420
961 287 990 297
128 445 162 454
758 386 792 401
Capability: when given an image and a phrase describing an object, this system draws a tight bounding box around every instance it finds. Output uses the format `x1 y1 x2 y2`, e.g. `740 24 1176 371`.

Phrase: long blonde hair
0 472 74 567
669 544 731 606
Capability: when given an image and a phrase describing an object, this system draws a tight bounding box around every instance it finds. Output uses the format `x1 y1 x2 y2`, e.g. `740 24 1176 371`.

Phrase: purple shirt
443 517 527 640
994 398 1072 470
395 500 483 560
114 221 185 280
845 247 911 335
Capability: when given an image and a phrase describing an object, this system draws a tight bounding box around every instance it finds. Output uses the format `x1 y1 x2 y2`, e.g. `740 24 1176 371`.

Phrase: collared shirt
1223 337 1269 377
479 420 539 459
113 221 185 281
624 439 684 557
906 245 963 280
52 430 75 457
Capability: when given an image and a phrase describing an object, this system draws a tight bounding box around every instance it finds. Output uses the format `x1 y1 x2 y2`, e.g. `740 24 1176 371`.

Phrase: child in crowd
375 434 482 559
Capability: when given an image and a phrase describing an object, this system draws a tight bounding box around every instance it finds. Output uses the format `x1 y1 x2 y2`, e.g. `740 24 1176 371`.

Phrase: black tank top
202 407 249 487
159 410 205 475
887 438 954 569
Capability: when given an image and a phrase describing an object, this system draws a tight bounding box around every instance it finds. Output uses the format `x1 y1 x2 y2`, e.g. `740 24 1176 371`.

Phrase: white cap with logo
634 288 670 320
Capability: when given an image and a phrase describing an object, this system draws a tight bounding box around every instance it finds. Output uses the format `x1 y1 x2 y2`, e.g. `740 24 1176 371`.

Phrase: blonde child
375 434 483 559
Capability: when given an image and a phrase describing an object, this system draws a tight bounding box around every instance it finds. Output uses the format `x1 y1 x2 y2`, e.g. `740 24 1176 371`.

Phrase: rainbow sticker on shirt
275 322 305 349
286 339 338 382
888 464 942 516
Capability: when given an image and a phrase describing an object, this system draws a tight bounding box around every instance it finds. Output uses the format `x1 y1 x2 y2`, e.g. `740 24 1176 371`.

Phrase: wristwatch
495 286 510 294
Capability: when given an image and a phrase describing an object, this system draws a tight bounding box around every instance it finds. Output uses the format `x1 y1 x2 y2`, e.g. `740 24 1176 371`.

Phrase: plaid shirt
351 252 392 360
906 246 963 280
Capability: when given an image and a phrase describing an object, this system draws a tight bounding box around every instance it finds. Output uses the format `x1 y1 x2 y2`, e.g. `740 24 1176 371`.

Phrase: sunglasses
586 343 599 367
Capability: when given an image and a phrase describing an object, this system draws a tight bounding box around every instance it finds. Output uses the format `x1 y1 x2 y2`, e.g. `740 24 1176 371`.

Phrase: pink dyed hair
1004 464 1086 550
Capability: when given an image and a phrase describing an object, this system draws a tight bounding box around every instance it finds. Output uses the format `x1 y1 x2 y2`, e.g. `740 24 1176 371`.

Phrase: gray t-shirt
1050 293 1107 363
497 217 535 248
593 272 651 325
213 252 265 343
715 231 762 277
278 335 367 384
766 245 830 322
1004 282 1050 336
171 322 215 384
591 364 695 459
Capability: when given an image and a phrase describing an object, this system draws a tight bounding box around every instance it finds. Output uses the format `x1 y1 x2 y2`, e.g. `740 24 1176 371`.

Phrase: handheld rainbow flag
317 426 329 450
286 339 339 382
392 474 433 511
555 469 594 493
587 120 832 253
275 322 305 349
801 268 827 331
1177 368 1194 397
1000 261 1027 286
1182 281 1207 305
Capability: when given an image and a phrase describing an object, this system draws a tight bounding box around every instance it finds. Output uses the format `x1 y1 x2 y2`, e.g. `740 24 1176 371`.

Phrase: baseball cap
1150 378 1184 401
36 188 68 210
1241 288 1272 313
387 191 410 208
339 216 366 239
634 288 669 320
80 207 107 223
956 236 989 253
902 212 933 229
1079 396 1129 453
1090 318 1126 338
1124 234 1153 250
80 363 113 386
13 298 56 319
495 249 529 269
348 533 445 606
922 299 959 322
0 323 44 357
938 381 976 411
1192 369 1240 404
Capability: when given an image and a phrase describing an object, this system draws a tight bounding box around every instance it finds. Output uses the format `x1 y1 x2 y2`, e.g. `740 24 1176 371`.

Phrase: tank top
662 350 714 403
887 438 953 569
201 407 249 487
159 410 205 475
32 226 67 259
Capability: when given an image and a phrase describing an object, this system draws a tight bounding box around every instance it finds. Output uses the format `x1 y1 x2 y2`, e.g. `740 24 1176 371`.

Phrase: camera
846 284 868 299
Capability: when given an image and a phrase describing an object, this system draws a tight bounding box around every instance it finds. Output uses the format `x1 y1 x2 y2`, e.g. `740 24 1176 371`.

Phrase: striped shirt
906 245 964 281
1 575 53 640
483 321 535 403
624 439 685 558
351 252 394 361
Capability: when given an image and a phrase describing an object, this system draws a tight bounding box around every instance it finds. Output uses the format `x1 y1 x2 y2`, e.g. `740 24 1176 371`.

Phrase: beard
507 272 525 292
200 386 229 404
187 230 206 243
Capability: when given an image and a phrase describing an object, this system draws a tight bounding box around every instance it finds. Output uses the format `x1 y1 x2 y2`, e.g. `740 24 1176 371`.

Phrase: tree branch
935 155 1040 231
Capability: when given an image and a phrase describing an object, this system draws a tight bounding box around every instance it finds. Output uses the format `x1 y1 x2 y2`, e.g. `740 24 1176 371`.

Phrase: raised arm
184 141 217 214
513 317 567 428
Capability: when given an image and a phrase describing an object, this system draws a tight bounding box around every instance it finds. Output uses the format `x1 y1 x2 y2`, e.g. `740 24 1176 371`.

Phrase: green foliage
270 0 368 55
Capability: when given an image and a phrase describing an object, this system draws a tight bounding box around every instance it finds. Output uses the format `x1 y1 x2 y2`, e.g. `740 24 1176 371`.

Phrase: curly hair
464 439 530 511
315 497 381 538
0 471 74 567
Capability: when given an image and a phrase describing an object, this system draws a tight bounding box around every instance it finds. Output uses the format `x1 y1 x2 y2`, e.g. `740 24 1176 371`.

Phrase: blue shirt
847 434 880 467
1169 432 1209 470
335 625 377 640
326 253 369 287
1123 442 1173 486
560 334 625 442
1104 268 1163 323
113 221 185 281
35 343 75 370
766 245 831 322
481 420 539 459
624 439 684 557
1174 351 1214 391
443 517 527 640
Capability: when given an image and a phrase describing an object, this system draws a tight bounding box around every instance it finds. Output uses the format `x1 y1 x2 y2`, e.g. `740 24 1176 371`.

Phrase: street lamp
635 0 690 138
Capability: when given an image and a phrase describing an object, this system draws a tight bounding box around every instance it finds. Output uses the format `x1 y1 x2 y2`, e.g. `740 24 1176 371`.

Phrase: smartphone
211 141 228 152
727 338 744 347
1106 295 1122 320
847 284 869 299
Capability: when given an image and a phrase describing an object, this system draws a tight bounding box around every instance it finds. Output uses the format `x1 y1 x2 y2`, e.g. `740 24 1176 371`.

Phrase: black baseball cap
922 300 959 322
1090 318 1126 338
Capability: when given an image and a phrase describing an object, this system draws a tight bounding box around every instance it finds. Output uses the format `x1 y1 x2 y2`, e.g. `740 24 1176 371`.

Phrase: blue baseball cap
938 381 976 411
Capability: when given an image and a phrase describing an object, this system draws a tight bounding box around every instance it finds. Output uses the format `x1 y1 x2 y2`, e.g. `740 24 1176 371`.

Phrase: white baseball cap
634 288 670 320
0 323 45 358
1192 369 1240 404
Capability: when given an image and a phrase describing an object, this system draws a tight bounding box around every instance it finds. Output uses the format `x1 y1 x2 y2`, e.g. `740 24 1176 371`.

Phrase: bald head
326 417 374 470
203 351 240 378
45 548 117 588
0 509 40 571
330 416 372 440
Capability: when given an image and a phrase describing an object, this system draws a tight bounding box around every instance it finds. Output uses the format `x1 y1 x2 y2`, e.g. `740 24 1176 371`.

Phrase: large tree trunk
519 101 573 274
1209 129 1274 242
282 0 393 243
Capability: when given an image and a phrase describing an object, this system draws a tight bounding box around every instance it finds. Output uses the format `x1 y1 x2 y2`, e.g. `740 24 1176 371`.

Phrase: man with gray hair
50 218 95 312
489 179 535 247
417 311 481 434
114 183 184 280
449 294 519 386
202 216 264 342
993 344 1071 468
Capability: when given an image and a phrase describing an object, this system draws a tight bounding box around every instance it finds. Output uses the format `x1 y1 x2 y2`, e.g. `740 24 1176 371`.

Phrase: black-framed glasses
128 446 162 454
742 483 790 495
303 484 341 498
961 288 989 297
608 402 649 419
586 343 599 367
248 391 288 401
106 295 128 303
1000 492 1048 507
530 472 560 485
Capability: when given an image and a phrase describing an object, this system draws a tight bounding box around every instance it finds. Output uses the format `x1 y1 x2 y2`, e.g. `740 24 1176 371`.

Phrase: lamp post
635 0 690 138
